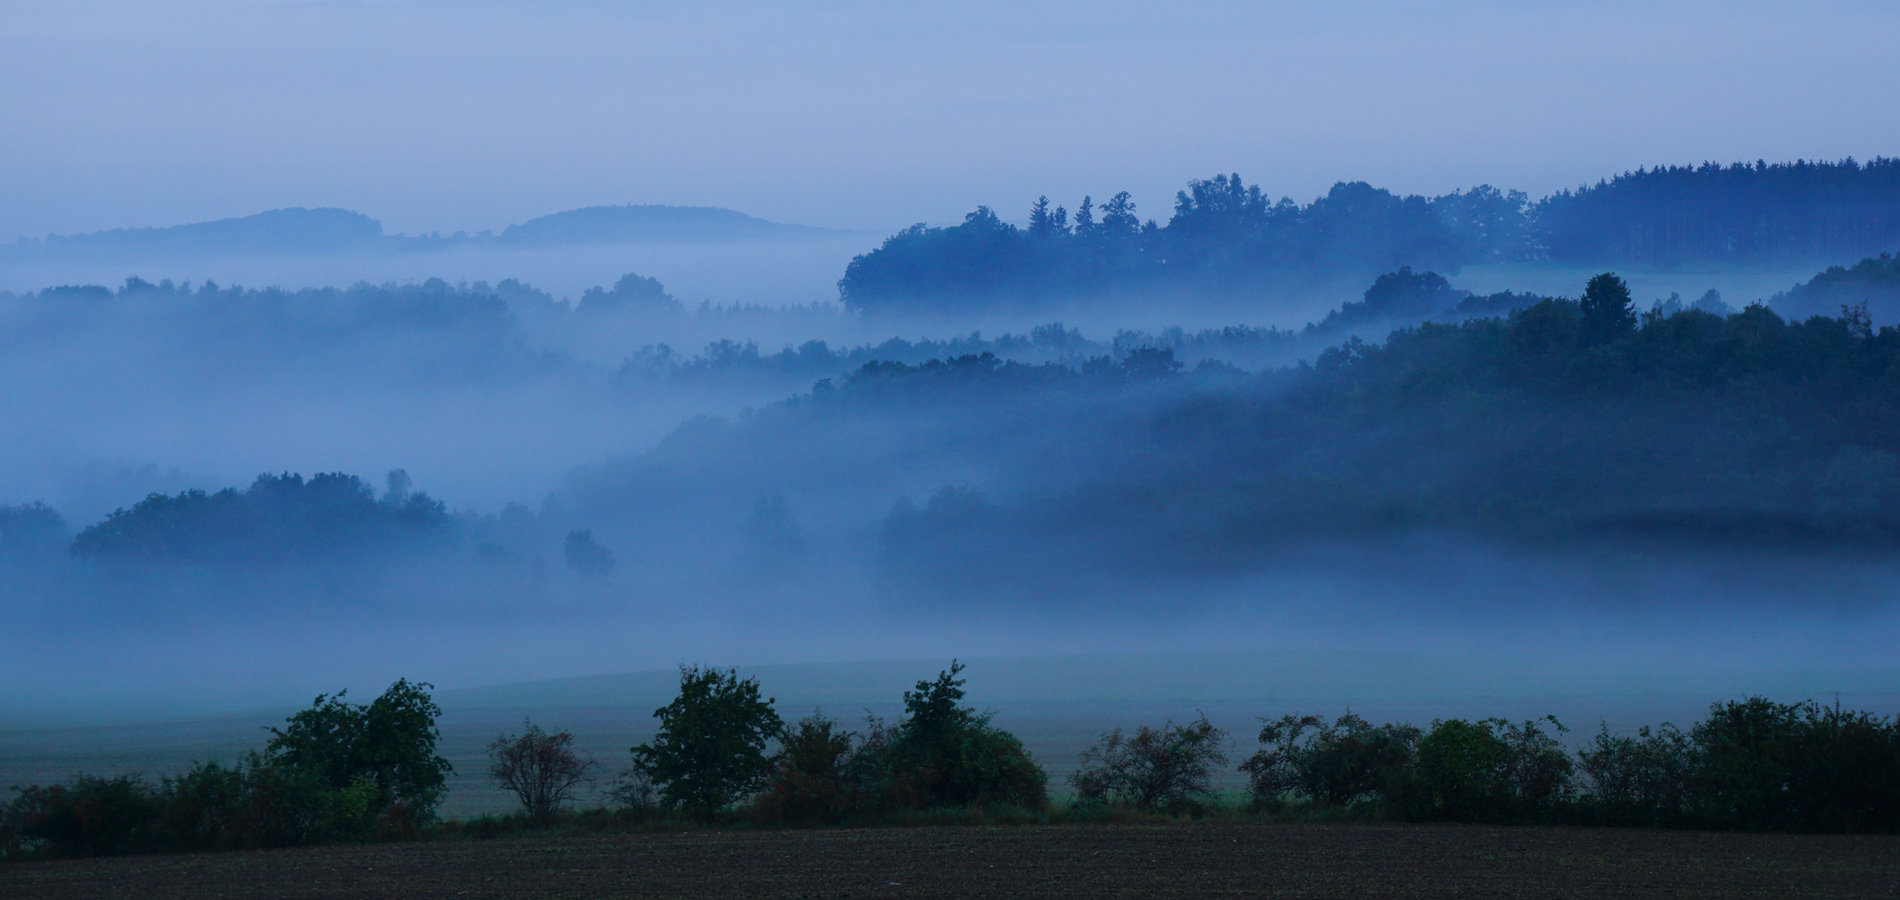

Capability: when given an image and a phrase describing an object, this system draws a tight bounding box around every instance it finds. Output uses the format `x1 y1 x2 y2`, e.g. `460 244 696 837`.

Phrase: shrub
155 759 250 851
4 775 161 857
750 712 857 824
488 719 597 824
1412 719 1512 820
1576 721 1693 826
1240 712 1418 810
236 753 382 845
857 662 1048 813
749 662 1049 822
266 678 454 826
1783 701 1900 833
631 666 784 818
1412 716 1571 822
1496 716 1574 816
1689 697 1900 832
1071 715 1228 812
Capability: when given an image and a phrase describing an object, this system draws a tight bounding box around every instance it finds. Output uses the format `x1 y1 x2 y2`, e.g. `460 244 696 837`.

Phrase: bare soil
4 822 1896 899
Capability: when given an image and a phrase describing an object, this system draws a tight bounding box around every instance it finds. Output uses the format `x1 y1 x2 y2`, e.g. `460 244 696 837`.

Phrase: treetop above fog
840 159 1900 313
71 471 449 565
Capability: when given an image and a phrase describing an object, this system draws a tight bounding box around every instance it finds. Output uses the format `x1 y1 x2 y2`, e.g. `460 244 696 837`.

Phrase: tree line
840 159 1900 313
7 666 1898 861
1538 158 1900 264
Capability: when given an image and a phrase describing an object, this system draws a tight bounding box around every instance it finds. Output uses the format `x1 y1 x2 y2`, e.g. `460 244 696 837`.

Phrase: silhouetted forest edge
843 159 1900 313
5 666 1898 863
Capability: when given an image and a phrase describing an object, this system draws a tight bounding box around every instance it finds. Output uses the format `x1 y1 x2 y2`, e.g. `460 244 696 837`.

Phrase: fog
4 3 1900 814
4 245 1898 734
5 538 1896 731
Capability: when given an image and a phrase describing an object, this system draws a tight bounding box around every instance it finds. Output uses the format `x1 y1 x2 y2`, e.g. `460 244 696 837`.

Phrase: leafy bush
1412 717 1571 822
2 775 160 857
858 662 1048 813
1497 716 1575 815
266 678 453 829
1071 715 1228 812
1785 702 1900 833
1576 721 1694 826
1408 719 1510 820
749 662 1048 822
1240 712 1418 810
630 666 783 818
749 712 857 824
155 759 250 851
1690 698 1900 832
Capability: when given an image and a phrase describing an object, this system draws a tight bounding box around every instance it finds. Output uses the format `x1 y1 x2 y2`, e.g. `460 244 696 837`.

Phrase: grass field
3 822 1897 899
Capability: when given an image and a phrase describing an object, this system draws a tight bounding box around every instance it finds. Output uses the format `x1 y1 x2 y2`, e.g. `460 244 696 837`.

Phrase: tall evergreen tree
1579 272 1637 341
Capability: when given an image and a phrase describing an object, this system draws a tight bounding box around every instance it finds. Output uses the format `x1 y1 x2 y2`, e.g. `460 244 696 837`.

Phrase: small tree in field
1071 715 1228 811
488 719 596 823
631 666 783 817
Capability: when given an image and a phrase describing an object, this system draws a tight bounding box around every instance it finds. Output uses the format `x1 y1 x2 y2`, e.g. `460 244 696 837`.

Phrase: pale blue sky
5 0 1897 238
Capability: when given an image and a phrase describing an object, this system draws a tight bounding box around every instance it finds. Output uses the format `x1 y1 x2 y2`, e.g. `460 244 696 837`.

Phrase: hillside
498 204 846 245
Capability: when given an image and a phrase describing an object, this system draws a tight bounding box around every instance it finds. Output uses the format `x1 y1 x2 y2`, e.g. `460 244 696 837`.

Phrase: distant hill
497 204 847 246
27 208 383 256
5 204 847 259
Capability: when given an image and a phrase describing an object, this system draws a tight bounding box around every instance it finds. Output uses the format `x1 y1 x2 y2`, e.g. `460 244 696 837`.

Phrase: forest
554 271 1900 604
12 264 1900 607
841 159 1900 313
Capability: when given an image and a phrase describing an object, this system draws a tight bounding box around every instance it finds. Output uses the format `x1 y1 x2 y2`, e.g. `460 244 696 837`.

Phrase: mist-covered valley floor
6 193 1900 814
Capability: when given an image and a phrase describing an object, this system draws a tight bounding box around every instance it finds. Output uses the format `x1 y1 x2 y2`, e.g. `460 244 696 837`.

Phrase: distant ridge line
497 203 850 246
9 204 852 256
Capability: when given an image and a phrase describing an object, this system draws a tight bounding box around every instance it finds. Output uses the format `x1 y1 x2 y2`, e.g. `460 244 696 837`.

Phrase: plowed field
4 822 1896 899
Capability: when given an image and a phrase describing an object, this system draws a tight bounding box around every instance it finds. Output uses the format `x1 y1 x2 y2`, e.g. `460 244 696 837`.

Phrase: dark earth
4 822 1898 899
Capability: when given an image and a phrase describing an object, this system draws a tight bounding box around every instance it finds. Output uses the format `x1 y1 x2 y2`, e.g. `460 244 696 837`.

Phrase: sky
4 0 1898 240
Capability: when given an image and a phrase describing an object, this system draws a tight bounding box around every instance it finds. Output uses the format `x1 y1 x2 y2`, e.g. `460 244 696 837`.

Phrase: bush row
1069 699 1900 833
7 669 1897 861
1 679 450 859
631 662 1048 826
594 666 1900 835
